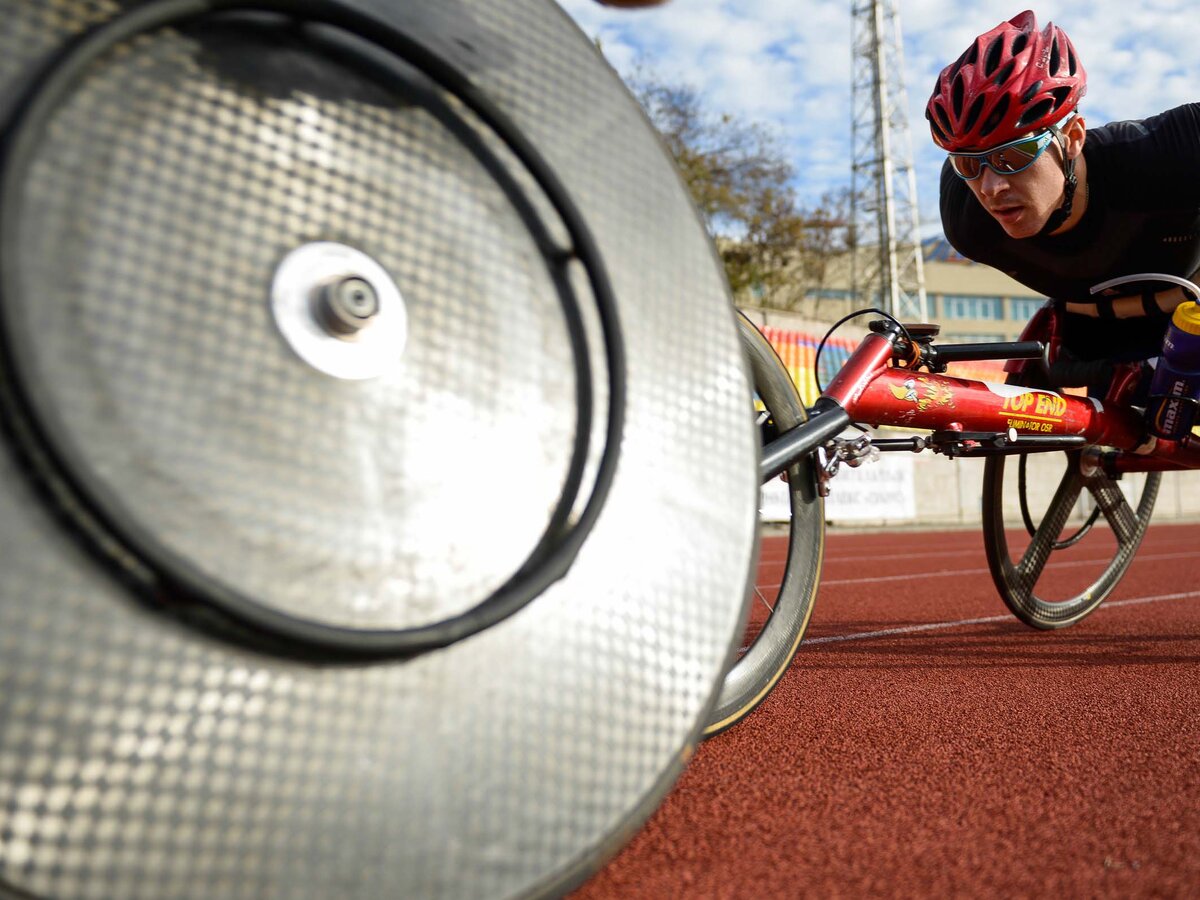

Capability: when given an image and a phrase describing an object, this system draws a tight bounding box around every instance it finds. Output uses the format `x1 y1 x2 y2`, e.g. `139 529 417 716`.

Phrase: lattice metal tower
850 0 927 321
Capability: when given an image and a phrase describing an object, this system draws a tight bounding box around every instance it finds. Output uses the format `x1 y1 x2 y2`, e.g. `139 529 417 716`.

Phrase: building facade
739 236 1047 344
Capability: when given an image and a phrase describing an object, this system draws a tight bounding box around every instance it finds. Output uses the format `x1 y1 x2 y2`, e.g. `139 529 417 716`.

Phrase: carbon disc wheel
703 313 824 736
0 2 759 898
982 449 1160 629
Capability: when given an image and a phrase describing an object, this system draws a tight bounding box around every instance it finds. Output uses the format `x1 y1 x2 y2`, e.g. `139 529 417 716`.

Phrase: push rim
704 313 824 736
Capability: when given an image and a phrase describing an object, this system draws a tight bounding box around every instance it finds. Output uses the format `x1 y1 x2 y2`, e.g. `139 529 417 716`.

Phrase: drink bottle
1146 301 1200 439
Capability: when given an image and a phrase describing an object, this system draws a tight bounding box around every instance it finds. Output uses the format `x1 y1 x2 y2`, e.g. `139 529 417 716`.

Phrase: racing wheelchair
708 273 1200 735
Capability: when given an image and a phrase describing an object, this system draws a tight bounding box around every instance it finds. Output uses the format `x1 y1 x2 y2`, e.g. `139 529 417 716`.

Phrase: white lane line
814 539 1198 566
774 548 985 564
817 550 1199 587
754 550 1200 592
802 589 1200 646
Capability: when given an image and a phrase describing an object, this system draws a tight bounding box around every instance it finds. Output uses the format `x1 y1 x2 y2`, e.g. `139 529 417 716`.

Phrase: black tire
703 313 825 736
982 448 1160 629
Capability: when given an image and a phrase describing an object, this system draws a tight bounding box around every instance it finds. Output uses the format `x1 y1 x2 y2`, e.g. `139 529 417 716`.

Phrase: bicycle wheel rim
982 451 1160 629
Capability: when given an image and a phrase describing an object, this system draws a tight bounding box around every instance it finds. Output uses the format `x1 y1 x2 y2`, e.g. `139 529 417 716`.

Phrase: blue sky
559 1 1196 237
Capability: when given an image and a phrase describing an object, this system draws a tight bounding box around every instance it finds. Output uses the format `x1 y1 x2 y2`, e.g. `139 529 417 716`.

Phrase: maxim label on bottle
1157 398 1182 436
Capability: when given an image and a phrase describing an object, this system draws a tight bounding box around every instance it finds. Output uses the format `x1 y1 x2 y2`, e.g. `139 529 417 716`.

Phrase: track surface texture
573 521 1200 899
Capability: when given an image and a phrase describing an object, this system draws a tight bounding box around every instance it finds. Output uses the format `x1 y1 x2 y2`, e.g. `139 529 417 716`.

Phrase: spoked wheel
703 313 824 736
982 448 1160 629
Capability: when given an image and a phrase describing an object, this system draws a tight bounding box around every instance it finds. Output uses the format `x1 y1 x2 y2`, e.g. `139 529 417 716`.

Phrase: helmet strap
1038 126 1078 236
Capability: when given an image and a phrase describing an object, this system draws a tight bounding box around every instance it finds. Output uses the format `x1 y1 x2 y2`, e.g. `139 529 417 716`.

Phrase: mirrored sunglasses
948 129 1056 180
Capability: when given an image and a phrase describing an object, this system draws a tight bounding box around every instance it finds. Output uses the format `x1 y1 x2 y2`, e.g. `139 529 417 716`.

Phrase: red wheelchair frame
761 300 1200 481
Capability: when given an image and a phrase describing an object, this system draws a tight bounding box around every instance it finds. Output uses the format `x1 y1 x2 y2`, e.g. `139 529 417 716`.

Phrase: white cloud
558 0 1197 232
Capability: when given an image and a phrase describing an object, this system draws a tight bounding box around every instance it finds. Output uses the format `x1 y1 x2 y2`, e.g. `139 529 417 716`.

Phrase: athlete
926 10 1200 386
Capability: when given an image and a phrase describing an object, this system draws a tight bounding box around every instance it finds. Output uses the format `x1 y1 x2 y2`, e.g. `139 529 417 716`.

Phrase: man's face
962 137 1067 239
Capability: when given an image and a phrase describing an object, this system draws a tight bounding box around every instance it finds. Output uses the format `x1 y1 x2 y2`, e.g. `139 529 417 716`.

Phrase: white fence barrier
760 450 915 523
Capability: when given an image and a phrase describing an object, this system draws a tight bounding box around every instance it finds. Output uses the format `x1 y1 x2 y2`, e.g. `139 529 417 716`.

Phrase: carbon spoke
754 586 775 615
1016 465 1084 585
1088 476 1140 545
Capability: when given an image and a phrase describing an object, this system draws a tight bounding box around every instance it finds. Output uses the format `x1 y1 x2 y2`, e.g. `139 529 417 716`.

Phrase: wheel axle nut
319 276 380 336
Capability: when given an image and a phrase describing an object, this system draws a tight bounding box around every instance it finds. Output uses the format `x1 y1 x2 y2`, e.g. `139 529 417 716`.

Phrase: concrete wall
848 449 1199 529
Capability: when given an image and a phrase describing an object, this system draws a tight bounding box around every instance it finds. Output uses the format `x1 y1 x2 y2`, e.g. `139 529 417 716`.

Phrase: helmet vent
1067 47 1078 76
1050 86 1073 111
980 94 1010 138
963 93 986 135
993 61 1015 86
933 101 953 135
1017 98 1054 128
1020 80 1043 104
1049 38 1062 75
983 35 1005 76
951 73 965 116
1011 32 1029 57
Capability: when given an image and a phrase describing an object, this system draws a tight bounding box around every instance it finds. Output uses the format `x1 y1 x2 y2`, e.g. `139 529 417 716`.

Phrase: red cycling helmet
926 10 1086 152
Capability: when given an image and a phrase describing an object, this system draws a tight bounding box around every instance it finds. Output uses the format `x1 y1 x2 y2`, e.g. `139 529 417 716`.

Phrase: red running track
573 521 1200 898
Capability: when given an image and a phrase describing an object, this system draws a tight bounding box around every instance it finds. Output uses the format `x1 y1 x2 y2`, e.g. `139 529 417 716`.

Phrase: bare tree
627 68 849 311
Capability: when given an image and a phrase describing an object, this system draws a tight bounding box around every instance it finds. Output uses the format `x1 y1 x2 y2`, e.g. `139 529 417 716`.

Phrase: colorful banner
758 325 1008 404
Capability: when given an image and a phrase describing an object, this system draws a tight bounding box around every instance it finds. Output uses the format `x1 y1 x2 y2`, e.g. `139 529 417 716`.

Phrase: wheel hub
271 241 408 380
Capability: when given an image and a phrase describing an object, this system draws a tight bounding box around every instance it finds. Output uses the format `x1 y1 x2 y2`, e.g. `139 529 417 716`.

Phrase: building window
942 332 1005 344
940 294 1003 320
808 288 854 301
1009 297 1046 320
